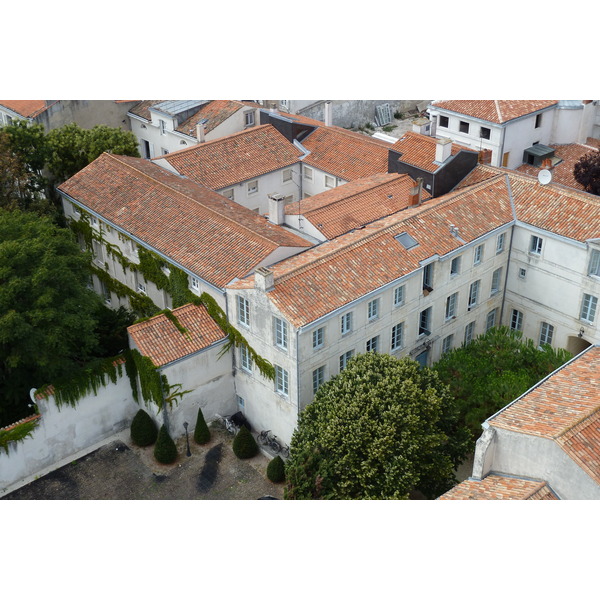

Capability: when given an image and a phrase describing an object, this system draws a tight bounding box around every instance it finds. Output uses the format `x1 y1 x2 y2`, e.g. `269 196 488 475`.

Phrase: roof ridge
495 100 503 122
556 403 600 440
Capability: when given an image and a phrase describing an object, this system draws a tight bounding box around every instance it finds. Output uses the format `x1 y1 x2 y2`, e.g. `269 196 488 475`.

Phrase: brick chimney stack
409 177 424 206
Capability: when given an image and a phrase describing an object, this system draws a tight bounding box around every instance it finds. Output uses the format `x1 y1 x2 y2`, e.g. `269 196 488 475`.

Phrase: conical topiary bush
266 455 286 483
193 407 211 445
153 425 178 464
232 425 258 459
130 409 158 447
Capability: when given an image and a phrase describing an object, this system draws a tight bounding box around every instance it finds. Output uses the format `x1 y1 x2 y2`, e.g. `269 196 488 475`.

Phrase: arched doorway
566 335 592 356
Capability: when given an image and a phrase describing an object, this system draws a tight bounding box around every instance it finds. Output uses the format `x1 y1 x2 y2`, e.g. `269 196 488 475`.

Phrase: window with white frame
136 276 147 295
491 268 502 295
442 334 454 354
391 322 404 351
539 322 554 347
423 263 434 290
419 307 432 336
588 249 600 277
274 317 288 350
496 233 506 254
450 256 461 276
312 366 325 395
519 268 527 279
312 327 324 350
339 350 354 371
486 309 497 331
303 166 313 181
445 293 458 320
240 345 253 372
159 119 166 135
244 111 255 127
367 298 380 321
366 336 379 353
247 180 258 194
341 311 353 335
510 309 523 331
92 239 104 264
325 174 335 188
580 293 598 323
393 285 405 307
530 235 543 255
439 115 449 128
468 280 480 309
282 168 293 183
100 281 111 305
473 244 484 265
237 295 250 327
459 121 470 133
190 276 200 290
275 365 289 396
222 188 235 201
464 321 475 344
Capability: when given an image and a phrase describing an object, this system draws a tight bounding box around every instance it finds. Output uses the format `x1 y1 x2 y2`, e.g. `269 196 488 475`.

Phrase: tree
92 304 137 358
433 326 572 438
0 209 101 426
284 353 471 500
573 150 600 195
232 425 259 459
266 455 286 483
130 409 158 447
153 425 178 464
193 407 211 444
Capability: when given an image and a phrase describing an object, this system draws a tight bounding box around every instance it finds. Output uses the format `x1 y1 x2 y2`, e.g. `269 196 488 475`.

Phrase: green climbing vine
0 417 40 456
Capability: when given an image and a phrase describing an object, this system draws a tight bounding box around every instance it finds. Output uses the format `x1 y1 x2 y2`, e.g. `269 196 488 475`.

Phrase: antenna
538 169 552 185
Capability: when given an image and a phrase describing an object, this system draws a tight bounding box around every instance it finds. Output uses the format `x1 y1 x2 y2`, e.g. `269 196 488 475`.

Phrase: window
393 285 405 307
341 311 353 335
445 293 458 320
367 298 380 320
100 281 111 305
468 280 480 309
496 233 506 254
6 115 13 125
137 281 147 295
530 235 543 255
282 168 292 183
366 336 379 353
312 327 324 350
92 239 104 264
539 322 554 347
275 365 289 396
222 188 234 201
439 115 449 128
473 244 484 265
247 180 258 194
161 148 168 155
419 307 432 336
510 309 523 331
240 345 253 372
459 121 469 134
312 366 325 394
303 166 313 181
237 295 250 327
580 294 598 323
244 111 255 127
464 321 475 344
486 309 497 332
491 268 502 295
396 232 419 250
588 249 600 277
325 175 335 188
274 317 288 350
535 113 542 128
190 276 200 290
442 334 454 355
423 263 434 291
480 126 491 140
450 256 461 276
159 119 166 135
391 322 404 351
519 268 527 279
339 350 354 371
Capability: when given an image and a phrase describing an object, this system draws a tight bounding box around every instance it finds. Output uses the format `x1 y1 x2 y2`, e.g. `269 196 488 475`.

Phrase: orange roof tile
128 303 226 367
158 124 303 189
438 475 558 500
431 100 557 124
0 100 52 119
58 153 311 288
175 100 246 135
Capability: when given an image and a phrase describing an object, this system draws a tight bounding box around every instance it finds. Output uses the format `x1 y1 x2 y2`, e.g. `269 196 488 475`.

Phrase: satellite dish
538 169 552 185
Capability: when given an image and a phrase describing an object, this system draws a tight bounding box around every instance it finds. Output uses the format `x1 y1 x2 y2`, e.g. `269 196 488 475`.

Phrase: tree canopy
433 326 572 437
284 353 471 500
573 150 600 196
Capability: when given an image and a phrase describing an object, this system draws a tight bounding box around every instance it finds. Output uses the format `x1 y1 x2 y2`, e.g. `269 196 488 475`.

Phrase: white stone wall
300 165 346 198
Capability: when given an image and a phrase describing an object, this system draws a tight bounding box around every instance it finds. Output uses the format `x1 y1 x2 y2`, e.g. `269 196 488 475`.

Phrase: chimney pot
324 101 332 127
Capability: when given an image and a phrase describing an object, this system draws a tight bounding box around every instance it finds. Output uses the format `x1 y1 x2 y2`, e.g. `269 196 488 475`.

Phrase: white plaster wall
502 113 553 169
301 165 346 198
283 213 327 241
552 106 585 144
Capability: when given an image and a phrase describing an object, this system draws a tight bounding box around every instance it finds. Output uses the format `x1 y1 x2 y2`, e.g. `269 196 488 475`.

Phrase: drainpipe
499 226 515 326
498 123 506 167
296 328 301 422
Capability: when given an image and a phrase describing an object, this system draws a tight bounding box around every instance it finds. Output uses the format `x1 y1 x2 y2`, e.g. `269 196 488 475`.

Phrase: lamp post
183 421 191 457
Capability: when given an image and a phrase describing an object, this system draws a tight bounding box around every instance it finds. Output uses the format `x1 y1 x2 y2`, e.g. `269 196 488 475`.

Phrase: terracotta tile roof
175 100 246 135
58 153 311 288
390 131 475 172
516 144 599 191
263 109 324 128
284 173 431 239
157 124 303 189
301 126 392 181
128 303 226 367
0 100 53 119
489 346 600 484
438 475 558 500
430 100 557 124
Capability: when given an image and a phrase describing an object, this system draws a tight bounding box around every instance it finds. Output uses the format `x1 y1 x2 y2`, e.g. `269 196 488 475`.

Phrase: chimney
268 194 285 225
254 267 274 291
409 177 424 206
324 101 333 126
541 158 553 170
435 137 452 163
196 121 205 143
412 117 431 135
478 148 492 164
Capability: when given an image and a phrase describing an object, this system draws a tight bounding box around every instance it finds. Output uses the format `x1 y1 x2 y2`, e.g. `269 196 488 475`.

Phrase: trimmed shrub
130 409 158 447
232 425 258 459
153 425 178 464
193 407 211 445
267 455 286 483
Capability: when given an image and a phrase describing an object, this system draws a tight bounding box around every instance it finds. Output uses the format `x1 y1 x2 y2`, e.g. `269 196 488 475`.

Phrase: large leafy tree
0 209 101 426
433 326 572 438
284 353 471 500
573 150 600 196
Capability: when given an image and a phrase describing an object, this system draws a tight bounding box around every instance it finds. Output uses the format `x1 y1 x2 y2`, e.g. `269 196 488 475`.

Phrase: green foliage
93 304 137 357
130 409 158 447
573 150 600 196
433 326 572 438
284 353 471 500
232 425 259 459
153 425 178 464
0 417 40 455
193 407 211 444
266 455 286 483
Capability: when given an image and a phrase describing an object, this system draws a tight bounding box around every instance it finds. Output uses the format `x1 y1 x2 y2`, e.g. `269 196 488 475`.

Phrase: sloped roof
0 100 53 119
128 303 226 367
157 124 303 189
58 153 311 288
284 173 430 239
438 475 558 500
430 100 557 124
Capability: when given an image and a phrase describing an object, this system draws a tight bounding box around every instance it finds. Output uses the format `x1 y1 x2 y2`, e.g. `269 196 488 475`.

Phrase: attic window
395 232 419 250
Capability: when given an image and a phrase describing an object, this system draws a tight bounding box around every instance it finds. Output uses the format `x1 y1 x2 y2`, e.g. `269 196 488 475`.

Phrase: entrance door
415 349 429 368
